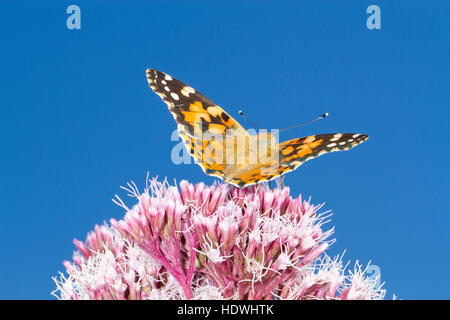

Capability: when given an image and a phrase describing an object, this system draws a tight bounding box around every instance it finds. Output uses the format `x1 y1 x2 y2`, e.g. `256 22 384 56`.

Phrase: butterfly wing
146 68 248 179
146 69 247 138
227 133 369 188
146 69 369 188
225 160 296 188
279 133 368 167
176 126 228 179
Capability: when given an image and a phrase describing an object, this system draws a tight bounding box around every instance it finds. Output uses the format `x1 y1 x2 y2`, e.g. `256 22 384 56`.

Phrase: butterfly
146 68 368 188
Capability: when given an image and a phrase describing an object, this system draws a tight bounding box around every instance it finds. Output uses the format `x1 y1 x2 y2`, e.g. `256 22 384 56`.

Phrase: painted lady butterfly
146 68 368 188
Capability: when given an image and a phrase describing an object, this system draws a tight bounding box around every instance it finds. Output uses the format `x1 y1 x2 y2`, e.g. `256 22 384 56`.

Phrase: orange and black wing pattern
147 68 369 188
146 68 248 179
146 69 247 138
279 133 369 168
227 133 369 188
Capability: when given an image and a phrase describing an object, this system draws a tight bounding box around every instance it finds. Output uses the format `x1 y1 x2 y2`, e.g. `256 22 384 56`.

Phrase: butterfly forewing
227 133 369 188
278 133 369 167
146 69 247 138
147 68 248 179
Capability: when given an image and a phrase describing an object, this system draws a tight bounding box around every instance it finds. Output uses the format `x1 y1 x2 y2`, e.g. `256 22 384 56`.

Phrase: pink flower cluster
53 178 385 300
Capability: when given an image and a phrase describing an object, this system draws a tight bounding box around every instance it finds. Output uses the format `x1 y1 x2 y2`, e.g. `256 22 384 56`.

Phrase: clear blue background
0 0 448 299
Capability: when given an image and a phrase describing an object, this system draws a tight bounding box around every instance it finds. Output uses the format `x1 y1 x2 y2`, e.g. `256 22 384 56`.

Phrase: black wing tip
359 134 369 141
349 133 369 145
146 68 158 76
146 68 167 78
345 133 369 141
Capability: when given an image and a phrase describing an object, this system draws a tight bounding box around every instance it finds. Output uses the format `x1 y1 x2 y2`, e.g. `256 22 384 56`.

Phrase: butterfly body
222 132 279 182
147 68 368 188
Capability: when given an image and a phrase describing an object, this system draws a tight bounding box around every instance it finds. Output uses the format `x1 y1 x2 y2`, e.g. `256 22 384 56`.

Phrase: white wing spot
185 86 195 93
181 86 196 97
330 134 343 142
170 92 180 100
352 134 360 138
327 143 337 147
181 87 190 97
161 80 167 85
164 86 170 91
165 74 173 81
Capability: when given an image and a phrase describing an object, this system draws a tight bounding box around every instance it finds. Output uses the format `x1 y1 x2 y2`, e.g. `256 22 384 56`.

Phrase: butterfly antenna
279 113 329 132
238 110 261 129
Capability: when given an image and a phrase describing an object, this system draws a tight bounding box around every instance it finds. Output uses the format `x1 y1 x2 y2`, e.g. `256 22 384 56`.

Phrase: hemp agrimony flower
53 178 385 300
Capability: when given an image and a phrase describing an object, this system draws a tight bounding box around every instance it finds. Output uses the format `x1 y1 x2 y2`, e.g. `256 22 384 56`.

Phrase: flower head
53 177 385 300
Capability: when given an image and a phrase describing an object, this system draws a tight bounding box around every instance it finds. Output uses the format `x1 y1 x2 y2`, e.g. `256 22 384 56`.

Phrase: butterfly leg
281 176 285 188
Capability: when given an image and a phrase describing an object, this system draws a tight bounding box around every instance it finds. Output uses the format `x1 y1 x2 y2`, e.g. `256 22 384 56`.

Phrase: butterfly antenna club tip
280 112 329 132
238 110 261 129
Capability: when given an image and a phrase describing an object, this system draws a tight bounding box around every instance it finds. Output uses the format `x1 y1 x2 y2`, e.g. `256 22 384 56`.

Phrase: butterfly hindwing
226 160 295 188
177 126 226 179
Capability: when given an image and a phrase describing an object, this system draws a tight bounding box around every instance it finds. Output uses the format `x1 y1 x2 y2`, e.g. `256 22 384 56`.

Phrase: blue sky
0 1 449 299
